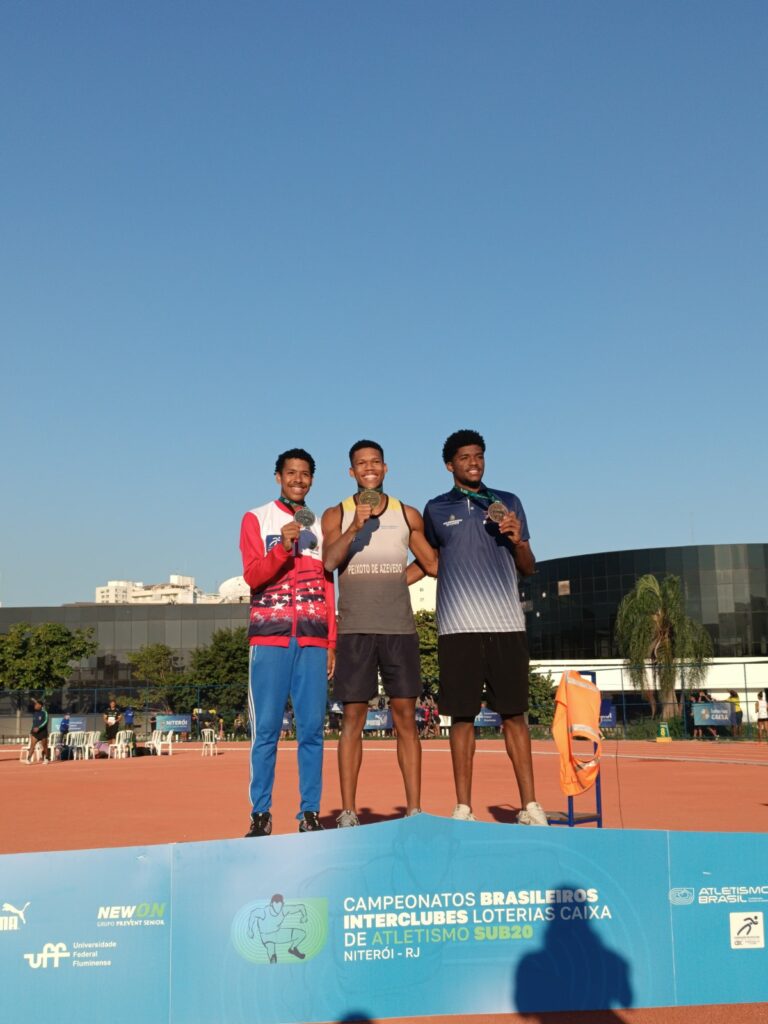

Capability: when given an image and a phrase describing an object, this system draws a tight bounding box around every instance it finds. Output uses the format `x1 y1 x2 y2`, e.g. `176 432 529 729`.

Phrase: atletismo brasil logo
231 894 328 965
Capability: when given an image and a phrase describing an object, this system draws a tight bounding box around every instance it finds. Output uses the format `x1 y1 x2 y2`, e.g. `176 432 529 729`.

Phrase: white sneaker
451 804 476 821
406 808 423 817
517 801 549 826
336 809 360 828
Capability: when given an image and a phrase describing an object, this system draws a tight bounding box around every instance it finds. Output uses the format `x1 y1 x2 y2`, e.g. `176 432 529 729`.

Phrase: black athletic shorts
333 633 421 703
437 632 529 719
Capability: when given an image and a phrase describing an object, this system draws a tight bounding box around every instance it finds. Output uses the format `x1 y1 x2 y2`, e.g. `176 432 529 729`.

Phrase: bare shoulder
403 504 425 529
321 503 344 533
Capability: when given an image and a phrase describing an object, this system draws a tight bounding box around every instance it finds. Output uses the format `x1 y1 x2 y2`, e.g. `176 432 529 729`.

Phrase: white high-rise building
95 574 249 605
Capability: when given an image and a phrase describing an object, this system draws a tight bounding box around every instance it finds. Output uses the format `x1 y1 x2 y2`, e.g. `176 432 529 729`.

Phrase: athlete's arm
406 561 426 585
321 503 372 572
512 539 536 576
404 506 438 577
498 510 536 577
240 511 292 590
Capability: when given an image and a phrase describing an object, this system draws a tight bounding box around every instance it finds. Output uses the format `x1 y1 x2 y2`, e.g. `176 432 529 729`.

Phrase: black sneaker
288 945 306 959
244 812 272 838
298 811 324 832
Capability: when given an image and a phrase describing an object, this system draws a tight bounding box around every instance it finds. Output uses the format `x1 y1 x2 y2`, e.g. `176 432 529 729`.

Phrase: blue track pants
247 640 327 817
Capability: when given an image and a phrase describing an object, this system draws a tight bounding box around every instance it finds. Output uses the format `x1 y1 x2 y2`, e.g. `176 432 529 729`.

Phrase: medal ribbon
278 496 306 511
452 485 503 510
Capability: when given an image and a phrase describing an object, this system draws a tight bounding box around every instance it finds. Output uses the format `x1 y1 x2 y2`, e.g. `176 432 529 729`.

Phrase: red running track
3 737 767 1023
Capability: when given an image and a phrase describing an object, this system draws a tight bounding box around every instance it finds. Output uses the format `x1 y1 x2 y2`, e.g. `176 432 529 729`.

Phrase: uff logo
24 943 70 969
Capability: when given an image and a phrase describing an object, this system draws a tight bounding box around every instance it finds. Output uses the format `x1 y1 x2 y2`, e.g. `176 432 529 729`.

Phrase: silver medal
293 507 316 528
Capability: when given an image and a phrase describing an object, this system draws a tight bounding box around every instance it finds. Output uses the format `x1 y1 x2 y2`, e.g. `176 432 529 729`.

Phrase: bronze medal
486 501 508 523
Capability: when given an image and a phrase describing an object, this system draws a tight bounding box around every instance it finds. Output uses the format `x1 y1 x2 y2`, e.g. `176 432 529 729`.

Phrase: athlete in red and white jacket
240 498 337 649
239 448 336 839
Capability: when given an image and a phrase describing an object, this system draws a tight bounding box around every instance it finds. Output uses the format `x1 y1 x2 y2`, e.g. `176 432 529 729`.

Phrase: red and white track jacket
240 500 336 649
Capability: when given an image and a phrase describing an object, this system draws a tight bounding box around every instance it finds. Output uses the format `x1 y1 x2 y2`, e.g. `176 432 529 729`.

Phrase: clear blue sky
2 1 766 607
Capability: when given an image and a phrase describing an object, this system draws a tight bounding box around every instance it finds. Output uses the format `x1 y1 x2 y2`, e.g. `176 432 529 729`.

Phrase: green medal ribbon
278 496 305 511
452 484 503 509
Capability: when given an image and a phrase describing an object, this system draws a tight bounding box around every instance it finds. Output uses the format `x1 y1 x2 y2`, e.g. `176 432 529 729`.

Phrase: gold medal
357 489 381 509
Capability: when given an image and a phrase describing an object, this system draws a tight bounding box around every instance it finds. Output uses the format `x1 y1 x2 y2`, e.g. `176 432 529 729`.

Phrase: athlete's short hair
442 429 486 464
348 439 384 464
270 893 284 905
274 448 316 476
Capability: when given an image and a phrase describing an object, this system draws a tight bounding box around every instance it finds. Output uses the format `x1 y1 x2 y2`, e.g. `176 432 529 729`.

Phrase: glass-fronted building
2 542 767 684
522 544 768 660
0 603 251 686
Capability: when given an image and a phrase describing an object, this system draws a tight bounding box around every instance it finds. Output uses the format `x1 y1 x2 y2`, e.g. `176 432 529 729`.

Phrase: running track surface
4 738 768 1024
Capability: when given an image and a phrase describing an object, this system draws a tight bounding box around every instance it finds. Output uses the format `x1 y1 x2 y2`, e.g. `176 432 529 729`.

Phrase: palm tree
615 574 712 720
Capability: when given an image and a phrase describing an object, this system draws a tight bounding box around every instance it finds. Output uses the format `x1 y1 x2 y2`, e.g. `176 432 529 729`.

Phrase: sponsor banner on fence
693 702 734 726
2 819 768 1022
474 708 502 728
364 710 392 731
599 701 617 728
155 714 192 733
50 716 88 733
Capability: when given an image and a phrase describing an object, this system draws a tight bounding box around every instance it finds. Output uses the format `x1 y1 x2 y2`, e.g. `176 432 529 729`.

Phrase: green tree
186 627 249 713
128 643 184 711
0 622 97 699
528 666 556 726
414 610 438 691
615 574 712 719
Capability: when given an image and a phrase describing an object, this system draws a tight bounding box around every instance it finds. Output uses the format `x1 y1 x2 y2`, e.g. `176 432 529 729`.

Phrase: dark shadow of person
513 881 633 1020
336 1014 374 1023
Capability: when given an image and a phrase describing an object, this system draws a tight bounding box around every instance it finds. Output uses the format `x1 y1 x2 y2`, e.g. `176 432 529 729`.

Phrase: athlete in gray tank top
322 440 438 827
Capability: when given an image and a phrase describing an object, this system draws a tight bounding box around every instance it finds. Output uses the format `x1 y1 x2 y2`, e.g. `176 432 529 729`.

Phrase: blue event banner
599 700 617 728
155 714 192 733
2 818 767 1022
474 708 502 728
50 716 88 733
692 702 734 727
364 709 392 731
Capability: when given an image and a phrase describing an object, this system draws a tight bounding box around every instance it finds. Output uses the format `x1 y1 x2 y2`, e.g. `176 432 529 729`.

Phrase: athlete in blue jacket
422 429 548 826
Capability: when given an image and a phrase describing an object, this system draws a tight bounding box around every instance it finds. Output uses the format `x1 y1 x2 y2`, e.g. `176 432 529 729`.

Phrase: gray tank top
337 495 416 635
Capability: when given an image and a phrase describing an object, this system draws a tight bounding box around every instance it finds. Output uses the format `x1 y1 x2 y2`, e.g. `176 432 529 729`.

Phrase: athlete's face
349 447 387 491
275 459 313 504
446 444 485 490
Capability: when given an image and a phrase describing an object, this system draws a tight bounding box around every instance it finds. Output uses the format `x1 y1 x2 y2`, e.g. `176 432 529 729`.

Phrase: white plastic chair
201 728 218 757
20 739 44 763
146 730 174 755
48 734 63 761
109 730 132 759
83 731 100 759
66 731 85 759
146 730 162 755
